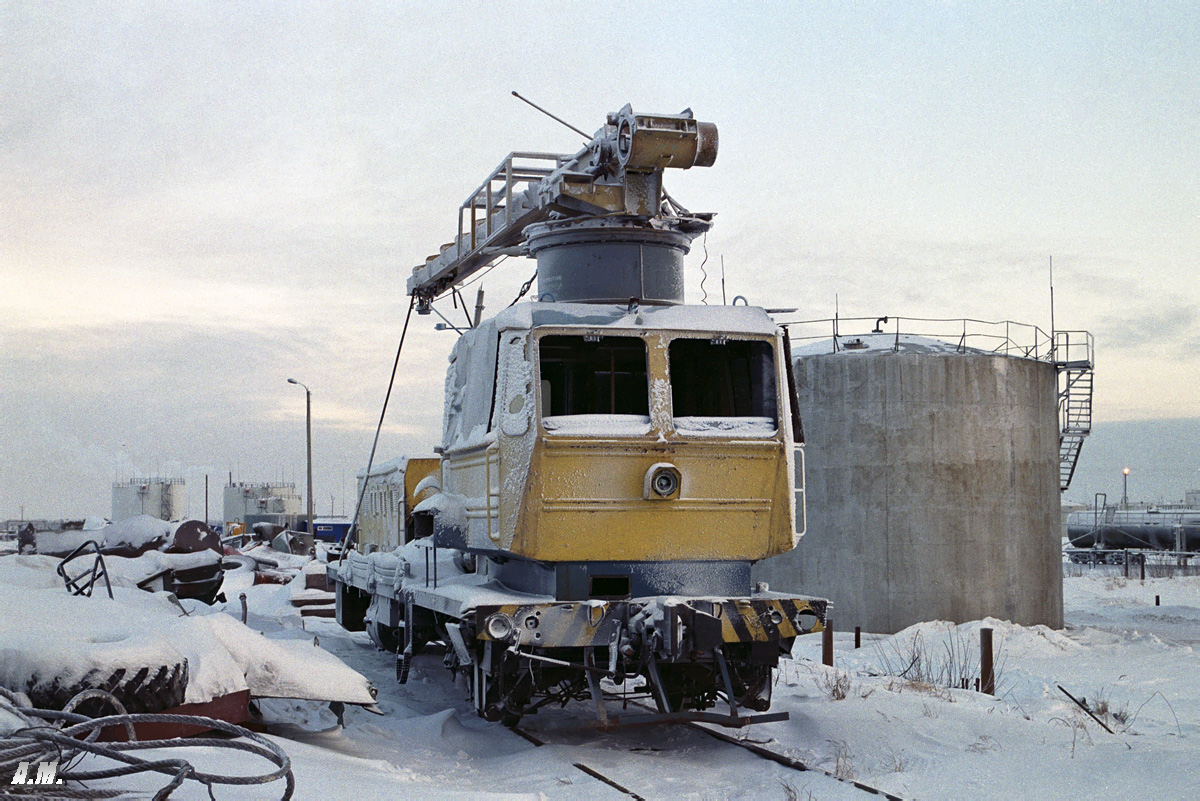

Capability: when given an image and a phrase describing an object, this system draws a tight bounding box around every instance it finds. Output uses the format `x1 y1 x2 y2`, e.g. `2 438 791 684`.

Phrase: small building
223 482 302 527
112 478 186 522
311 516 353 542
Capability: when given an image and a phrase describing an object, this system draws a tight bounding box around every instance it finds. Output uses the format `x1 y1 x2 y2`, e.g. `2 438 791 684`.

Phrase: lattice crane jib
405 105 719 310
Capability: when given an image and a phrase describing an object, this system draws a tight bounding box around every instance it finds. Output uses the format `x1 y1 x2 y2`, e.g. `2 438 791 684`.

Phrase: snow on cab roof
487 301 779 336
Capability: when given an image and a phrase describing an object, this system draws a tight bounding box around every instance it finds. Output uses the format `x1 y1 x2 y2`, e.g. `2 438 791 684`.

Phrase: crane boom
407 104 718 310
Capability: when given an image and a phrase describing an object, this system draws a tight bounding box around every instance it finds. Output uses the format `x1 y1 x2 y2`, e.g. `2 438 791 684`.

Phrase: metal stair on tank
1054 331 1095 492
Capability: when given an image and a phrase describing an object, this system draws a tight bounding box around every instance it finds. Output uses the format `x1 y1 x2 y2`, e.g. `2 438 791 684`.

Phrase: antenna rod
721 255 727 305
1049 255 1056 356
1049 254 1055 332
512 91 591 141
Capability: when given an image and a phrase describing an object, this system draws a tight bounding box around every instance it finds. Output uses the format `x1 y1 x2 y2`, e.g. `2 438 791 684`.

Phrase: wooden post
854 626 861 649
1155 594 1160 606
1140 553 1145 581
981 627 995 696
822 619 834 667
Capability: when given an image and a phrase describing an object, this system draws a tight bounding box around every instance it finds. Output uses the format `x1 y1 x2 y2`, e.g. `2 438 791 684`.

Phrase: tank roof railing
113 476 186 487
779 315 1092 365
1051 328 1095 369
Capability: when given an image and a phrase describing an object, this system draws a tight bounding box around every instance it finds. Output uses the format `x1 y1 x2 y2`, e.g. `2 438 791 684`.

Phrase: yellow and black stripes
706 597 826 643
475 596 826 650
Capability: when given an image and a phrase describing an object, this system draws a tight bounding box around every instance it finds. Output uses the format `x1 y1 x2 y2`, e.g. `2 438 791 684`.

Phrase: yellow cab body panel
515 436 791 562
437 302 803 565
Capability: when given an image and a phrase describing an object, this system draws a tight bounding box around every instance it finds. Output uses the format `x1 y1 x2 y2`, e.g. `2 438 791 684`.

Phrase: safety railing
780 315 1072 363
411 151 571 299
457 152 569 255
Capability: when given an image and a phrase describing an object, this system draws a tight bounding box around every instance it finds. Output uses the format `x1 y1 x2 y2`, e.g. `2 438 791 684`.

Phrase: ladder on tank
1054 330 1095 492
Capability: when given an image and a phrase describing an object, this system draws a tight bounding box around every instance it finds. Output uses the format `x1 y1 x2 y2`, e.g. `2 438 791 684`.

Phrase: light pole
1122 467 1130 508
288 378 314 539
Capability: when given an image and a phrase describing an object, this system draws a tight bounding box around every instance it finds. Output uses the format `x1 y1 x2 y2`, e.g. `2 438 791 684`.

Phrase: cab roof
485 301 779 336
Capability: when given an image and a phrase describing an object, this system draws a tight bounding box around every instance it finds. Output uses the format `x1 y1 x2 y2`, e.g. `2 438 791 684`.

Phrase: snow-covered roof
790 333 995 358
356 455 409 480
488 301 779 336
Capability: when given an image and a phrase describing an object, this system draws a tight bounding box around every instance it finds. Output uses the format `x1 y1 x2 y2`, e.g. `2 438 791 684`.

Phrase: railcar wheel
366 618 399 652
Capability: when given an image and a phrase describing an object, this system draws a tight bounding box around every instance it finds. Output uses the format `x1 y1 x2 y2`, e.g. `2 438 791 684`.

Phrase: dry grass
818 668 852 701
828 739 855 780
1049 712 1094 758
779 780 816 801
1080 686 1132 731
872 626 1005 696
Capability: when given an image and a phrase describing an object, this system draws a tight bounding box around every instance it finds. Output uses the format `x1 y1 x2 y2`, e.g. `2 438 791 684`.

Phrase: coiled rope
1 686 294 799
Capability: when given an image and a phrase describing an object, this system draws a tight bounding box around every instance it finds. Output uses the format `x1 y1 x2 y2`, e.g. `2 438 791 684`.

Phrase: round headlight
652 469 678 497
485 613 515 641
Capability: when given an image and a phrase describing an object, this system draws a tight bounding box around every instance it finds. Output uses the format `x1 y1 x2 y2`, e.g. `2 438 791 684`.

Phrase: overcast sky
2 1 1197 520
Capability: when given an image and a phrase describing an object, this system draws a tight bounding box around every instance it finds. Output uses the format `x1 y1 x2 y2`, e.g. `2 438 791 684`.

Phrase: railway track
685 720 904 801
317 625 902 797
509 725 648 800
512 711 905 800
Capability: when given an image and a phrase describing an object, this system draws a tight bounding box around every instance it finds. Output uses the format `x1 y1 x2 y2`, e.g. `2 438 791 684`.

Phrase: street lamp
1122 467 1130 508
287 378 315 539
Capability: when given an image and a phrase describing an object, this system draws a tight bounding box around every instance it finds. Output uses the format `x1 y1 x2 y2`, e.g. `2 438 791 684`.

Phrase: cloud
3 1 1199 519
1094 304 1197 354
0 318 446 517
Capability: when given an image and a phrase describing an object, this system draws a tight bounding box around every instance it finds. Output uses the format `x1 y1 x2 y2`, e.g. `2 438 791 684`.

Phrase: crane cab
427 301 805 601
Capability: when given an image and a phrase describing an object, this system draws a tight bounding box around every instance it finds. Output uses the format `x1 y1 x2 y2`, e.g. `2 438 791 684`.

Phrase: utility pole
288 378 315 538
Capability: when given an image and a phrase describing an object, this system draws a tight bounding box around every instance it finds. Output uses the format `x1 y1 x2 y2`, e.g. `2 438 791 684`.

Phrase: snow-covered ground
15 569 1200 799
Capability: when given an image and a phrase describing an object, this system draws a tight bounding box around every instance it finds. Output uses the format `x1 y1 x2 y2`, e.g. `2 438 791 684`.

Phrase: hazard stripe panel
476 596 826 648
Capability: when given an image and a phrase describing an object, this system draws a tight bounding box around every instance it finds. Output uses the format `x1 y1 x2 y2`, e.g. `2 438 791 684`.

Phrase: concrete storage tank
112 477 186 522
754 323 1072 633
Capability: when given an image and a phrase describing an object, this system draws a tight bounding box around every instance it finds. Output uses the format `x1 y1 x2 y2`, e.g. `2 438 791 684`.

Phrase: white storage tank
754 331 1063 633
111 478 186 522
222 482 303 526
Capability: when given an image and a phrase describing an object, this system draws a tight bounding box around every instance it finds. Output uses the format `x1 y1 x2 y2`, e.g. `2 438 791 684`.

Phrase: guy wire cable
340 293 417 562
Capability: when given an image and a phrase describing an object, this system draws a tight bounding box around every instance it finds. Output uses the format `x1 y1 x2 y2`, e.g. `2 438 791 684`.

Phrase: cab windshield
669 338 777 436
539 335 650 436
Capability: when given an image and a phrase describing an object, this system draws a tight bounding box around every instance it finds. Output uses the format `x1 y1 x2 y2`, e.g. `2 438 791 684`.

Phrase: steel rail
510 726 646 800
514 706 907 801
685 718 905 801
